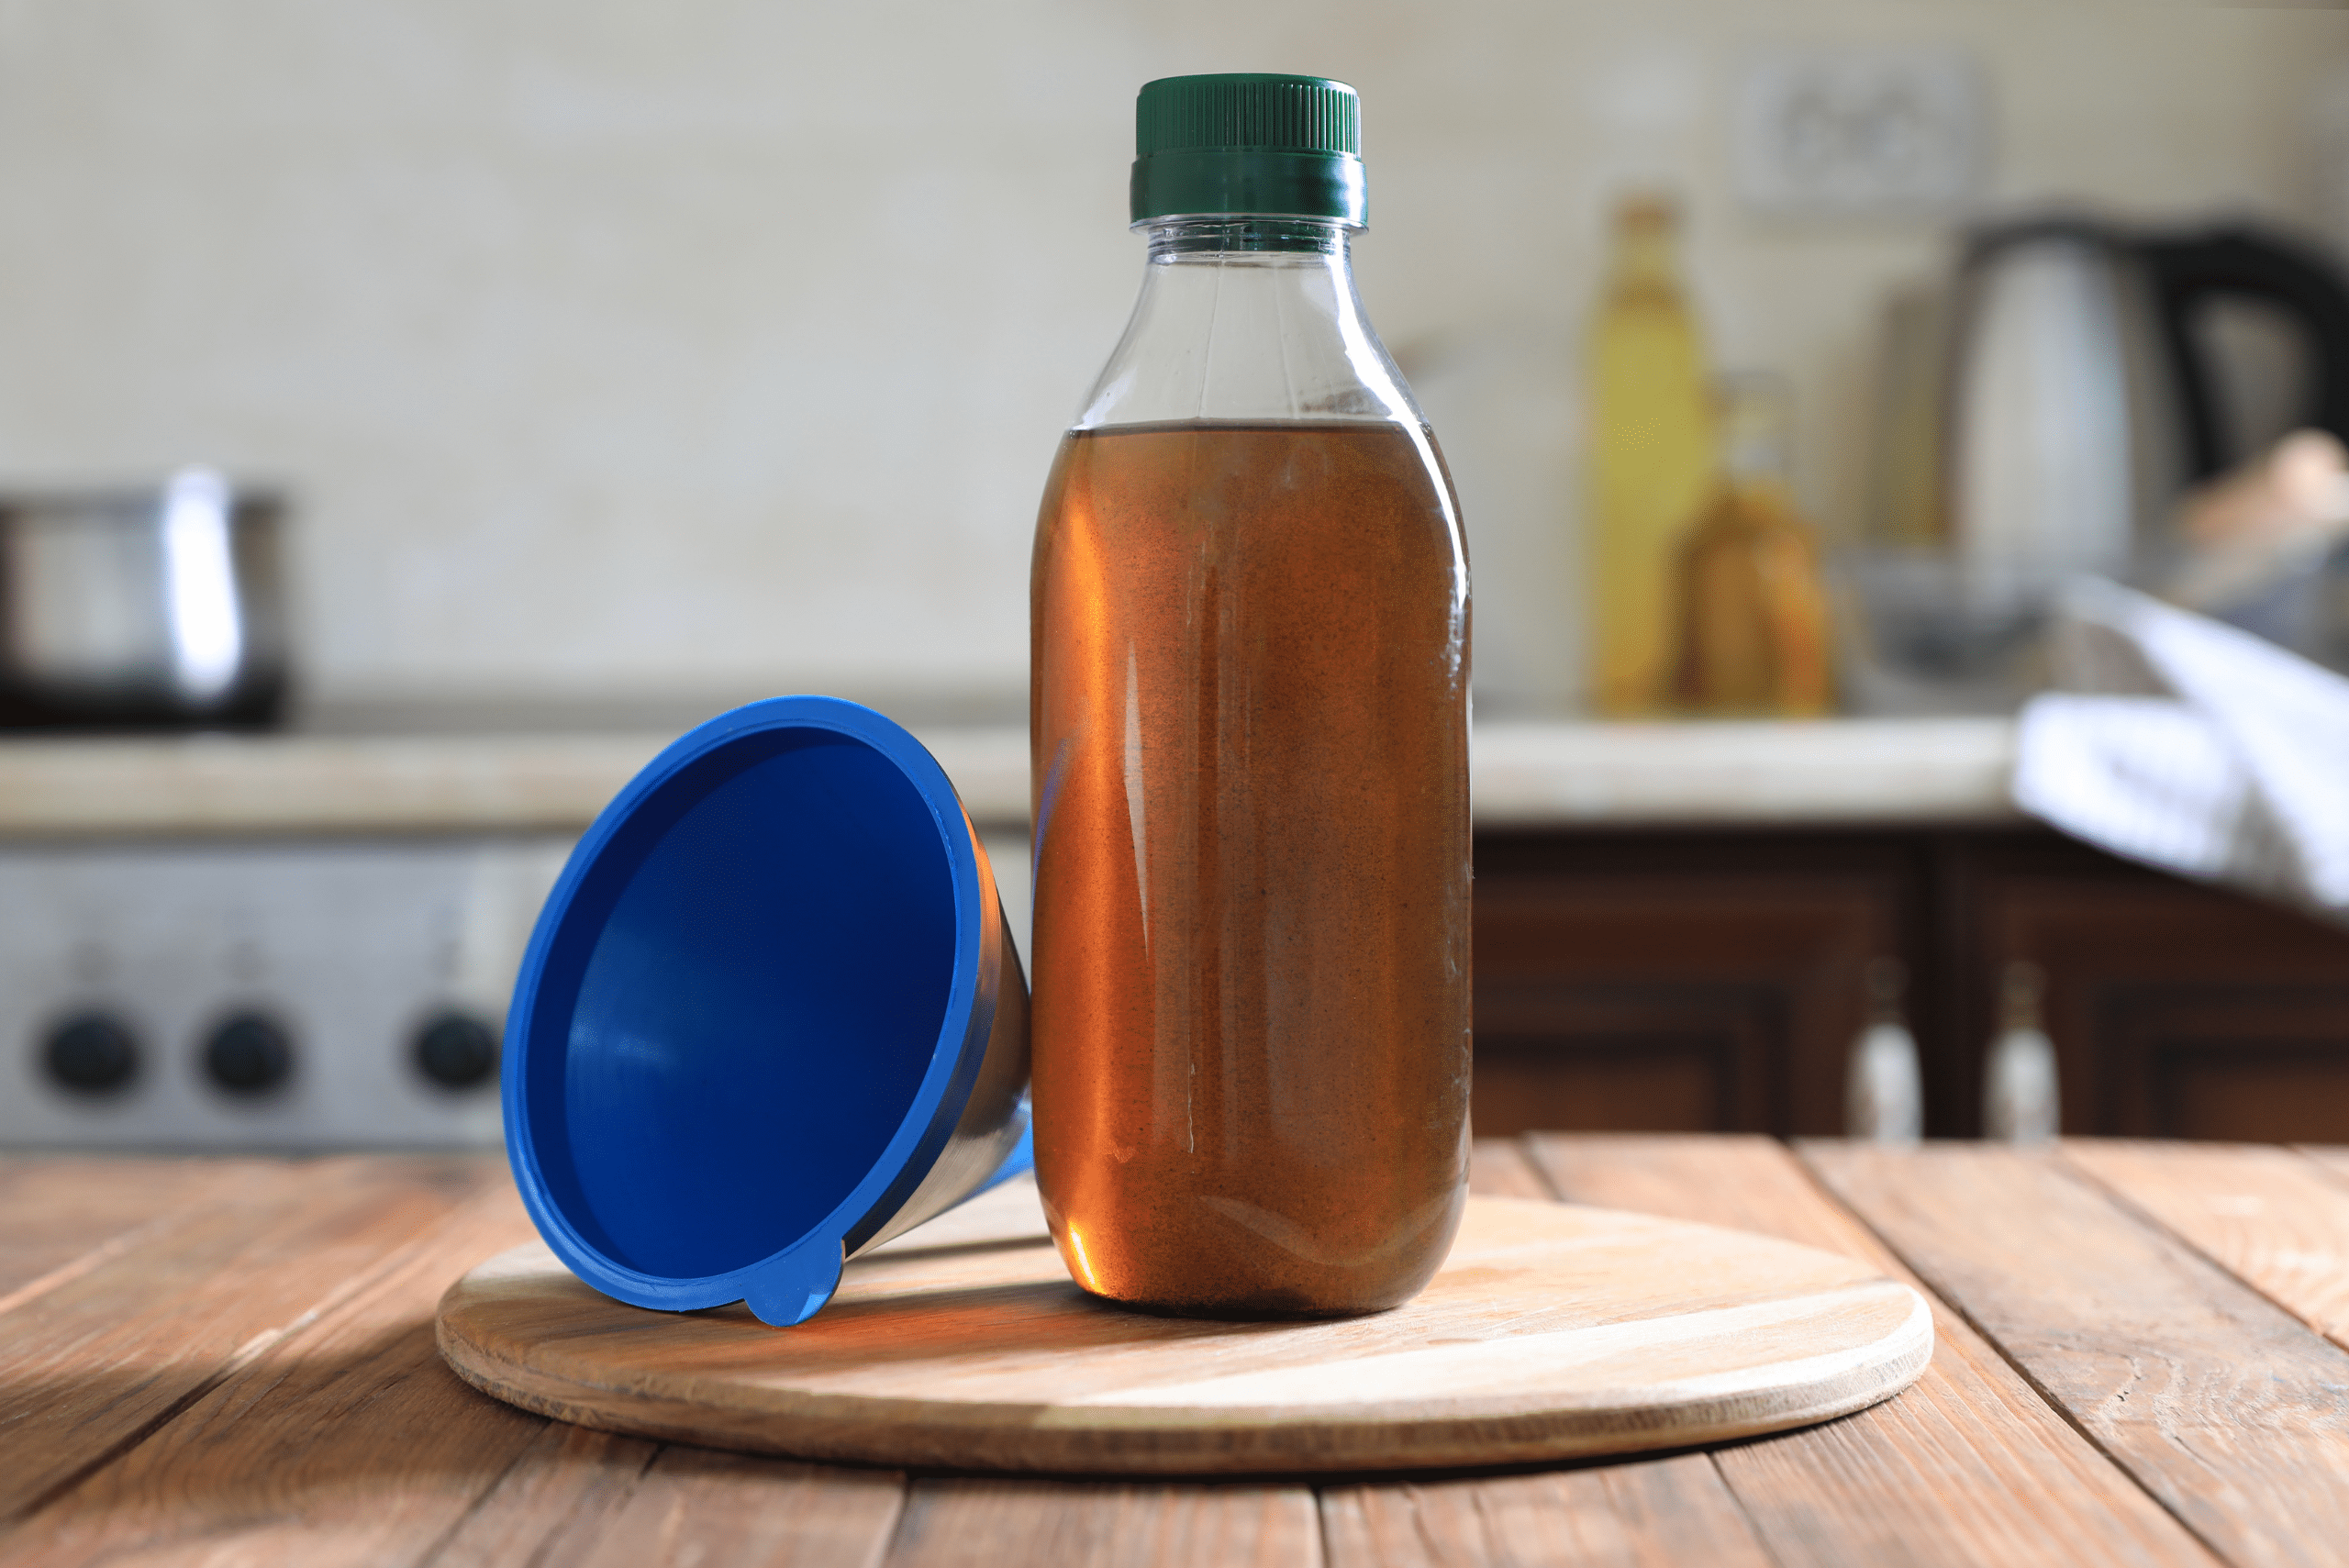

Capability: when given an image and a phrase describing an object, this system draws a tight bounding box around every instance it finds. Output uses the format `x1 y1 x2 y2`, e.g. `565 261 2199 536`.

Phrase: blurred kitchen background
6 0 2349 1153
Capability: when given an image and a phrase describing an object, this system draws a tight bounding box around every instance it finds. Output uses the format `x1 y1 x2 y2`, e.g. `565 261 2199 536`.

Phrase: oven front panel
0 838 573 1150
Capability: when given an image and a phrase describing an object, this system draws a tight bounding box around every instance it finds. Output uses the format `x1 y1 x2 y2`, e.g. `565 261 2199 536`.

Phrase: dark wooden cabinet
1473 833 1920 1138
1936 832 2349 1141
1470 827 2349 1141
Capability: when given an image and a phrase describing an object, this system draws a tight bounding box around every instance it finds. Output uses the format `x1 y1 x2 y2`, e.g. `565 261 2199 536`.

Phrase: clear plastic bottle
1029 74 1471 1318
1587 195 1716 716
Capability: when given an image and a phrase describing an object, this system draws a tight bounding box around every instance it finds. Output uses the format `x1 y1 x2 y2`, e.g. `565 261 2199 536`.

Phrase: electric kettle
1944 217 2349 590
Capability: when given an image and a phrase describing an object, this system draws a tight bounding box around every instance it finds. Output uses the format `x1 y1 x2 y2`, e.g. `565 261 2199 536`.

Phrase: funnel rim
500 695 994 1312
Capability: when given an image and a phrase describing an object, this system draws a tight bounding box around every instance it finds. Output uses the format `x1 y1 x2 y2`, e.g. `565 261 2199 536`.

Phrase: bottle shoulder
1683 485 1820 547
1074 251 1425 431
1036 420 1466 566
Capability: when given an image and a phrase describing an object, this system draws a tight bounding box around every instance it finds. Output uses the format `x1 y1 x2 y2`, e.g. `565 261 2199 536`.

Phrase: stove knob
42 1013 140 1095
414 1011 499 1090
204 1013 294 1095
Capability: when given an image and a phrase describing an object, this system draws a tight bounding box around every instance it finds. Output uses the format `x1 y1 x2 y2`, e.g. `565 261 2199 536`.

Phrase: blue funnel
502 696 1030 1326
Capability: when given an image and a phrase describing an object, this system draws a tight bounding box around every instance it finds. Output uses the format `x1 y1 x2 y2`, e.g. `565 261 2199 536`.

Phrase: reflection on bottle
1846 957 1922 1144
1984 962 2060 1143
1670 374 1836 716
1586 193 1715 716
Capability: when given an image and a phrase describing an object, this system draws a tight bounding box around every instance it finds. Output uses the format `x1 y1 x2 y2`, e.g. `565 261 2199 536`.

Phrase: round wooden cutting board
437 1179 1932 1474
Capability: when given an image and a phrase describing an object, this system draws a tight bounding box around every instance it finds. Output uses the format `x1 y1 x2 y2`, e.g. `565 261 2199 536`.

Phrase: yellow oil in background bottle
1669 373 1835 716
1586 194 1715 716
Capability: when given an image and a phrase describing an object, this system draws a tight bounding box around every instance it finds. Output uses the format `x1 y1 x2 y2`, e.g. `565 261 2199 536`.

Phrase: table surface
4 1136 2346 1567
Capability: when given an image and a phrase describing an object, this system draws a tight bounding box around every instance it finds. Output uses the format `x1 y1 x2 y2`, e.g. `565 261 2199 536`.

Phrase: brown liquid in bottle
1030 419 1471 1318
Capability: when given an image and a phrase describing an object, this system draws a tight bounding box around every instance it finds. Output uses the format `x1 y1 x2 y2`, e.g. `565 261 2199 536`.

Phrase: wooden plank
6 1168 546 1565
1314 1140 1776 1568
1804 1140 2349 1568
426 1422 661 1568
2063 1140 2349 1348
1529 1134 2220 1568
0 1155 500 1525
1320 1458 1775 1568
0 1157 255 1310
886 1479 1316 1568
566 1445 904 1568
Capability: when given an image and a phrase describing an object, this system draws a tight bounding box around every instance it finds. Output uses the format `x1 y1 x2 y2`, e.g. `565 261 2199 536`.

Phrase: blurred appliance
0 470 290 728
1843 218 2349 711
1943 217 2349 586
0 836 569 1150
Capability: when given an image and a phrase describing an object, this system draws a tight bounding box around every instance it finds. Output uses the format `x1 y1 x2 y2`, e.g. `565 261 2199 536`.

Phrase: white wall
1 0 2343 715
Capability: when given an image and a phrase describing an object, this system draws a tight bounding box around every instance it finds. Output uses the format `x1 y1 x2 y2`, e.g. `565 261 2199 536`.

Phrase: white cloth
2011 579 2349 925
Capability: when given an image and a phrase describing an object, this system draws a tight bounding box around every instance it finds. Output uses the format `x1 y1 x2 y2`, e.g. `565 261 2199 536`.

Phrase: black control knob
204 1013 294 1095
42 1013 140 1095
414 1011 499 1090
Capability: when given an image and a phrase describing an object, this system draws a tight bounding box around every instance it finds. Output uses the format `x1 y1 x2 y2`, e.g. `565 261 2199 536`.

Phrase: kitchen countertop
2 1136 2344 1564
0 717 2021 836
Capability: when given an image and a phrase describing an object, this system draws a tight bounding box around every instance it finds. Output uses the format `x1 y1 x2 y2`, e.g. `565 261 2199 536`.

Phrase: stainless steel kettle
1941 217 2349 588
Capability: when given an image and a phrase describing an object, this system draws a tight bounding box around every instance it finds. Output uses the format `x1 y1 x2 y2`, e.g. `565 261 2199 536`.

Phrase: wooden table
4 1137 2348 1566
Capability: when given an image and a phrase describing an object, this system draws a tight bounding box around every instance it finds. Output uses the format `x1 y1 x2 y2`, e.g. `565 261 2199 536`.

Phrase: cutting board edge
433 1213 1936 1475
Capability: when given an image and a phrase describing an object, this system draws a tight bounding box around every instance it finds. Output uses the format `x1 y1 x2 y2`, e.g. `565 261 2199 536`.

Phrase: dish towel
2011 578 2349 928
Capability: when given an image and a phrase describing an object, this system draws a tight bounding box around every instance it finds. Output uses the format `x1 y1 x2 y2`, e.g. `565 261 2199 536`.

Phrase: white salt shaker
1846 958 1923 1144
1984 962 2060 1143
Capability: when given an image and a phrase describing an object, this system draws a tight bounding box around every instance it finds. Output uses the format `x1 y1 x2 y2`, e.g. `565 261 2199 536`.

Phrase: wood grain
426 1421 661 1568
0 1156 254 1311
1528 1134 2221 1568
2062 1140 2349 1348
1321 1460 1776 1568
873 1182 1340 1568
5 1170 545 1565
0 1156 499 1525
1311 1140 1779 1568
437 1187 1930 1475
12 1144 2343 1566
568 1446 904 1568
888 1480 1317 1568
1805 1140 2349 1568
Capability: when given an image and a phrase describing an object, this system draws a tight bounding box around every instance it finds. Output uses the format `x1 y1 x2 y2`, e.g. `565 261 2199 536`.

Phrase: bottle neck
1605 216 1687 307
1718 376 1796 493
1611 228 1677 284
1145 215 1351 258
1073 215 1421 430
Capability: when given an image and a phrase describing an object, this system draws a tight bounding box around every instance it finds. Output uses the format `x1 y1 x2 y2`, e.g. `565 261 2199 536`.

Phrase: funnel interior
522 728 955 1281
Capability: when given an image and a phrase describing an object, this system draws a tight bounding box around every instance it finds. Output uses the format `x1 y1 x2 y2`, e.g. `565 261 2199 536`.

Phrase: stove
0 715 1036 1152
0 835 573 1150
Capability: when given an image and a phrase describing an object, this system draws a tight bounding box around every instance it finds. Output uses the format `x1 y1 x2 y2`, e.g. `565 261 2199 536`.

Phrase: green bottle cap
1130 74 1366 227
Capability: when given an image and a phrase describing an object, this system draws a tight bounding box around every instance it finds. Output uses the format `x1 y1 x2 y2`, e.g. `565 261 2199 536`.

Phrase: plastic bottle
1587 195 1716 716
1029 74 1471 1318
1669 374 1836 716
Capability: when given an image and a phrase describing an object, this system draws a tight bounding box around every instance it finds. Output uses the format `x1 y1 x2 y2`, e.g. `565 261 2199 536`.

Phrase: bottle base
1072 1280 1422 1322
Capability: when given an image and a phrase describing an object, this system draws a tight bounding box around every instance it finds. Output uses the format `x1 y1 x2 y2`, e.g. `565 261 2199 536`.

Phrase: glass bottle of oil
1029 74 1470 1318
1669 374 1835 716
1587 195 1716 716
